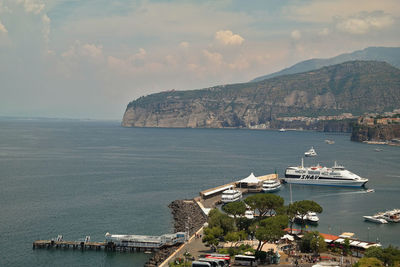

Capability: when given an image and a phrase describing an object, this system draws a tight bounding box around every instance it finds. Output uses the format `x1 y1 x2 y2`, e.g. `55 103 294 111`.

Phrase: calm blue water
0 118 399 266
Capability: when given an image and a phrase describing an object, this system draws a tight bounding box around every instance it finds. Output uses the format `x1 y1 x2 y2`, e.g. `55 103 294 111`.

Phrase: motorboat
244 210 254 219
295 211 319 224
363 215 388 224
283 159 368 187
379 210 400 223
262 179 281 193
221 187 242 204
279 128 286 132
366 189 375 193
304 147 317 157
325 139 335 144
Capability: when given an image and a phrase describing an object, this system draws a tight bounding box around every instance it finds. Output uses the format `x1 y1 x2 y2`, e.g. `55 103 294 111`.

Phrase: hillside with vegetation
122 61 400 129
251 47 400 82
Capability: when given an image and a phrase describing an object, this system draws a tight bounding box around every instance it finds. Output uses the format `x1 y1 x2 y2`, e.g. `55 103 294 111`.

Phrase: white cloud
203 49 223 65
179 41 189 48
291 30 301 40
18 0 45 15
0 21 7 33
61 41 103 60
336 13 394 34
284 0 400 23
319 28 330 36
41 14 50 43
215 30 244 45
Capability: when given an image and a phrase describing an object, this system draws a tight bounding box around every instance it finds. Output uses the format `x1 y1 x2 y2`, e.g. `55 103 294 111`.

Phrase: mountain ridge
122 60 400 128
251 47 400 82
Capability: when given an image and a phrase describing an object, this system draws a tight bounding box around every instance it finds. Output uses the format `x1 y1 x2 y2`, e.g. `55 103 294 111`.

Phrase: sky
0 0 399 120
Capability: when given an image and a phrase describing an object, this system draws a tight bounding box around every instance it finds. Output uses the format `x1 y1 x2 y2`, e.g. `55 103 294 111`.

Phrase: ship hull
282 176 367 187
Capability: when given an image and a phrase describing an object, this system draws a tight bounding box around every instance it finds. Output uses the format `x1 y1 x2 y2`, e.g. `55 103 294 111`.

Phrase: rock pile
144 199 207 266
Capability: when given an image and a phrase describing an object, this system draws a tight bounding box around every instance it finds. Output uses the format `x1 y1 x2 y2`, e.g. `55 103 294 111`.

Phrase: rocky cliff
122 61 400 129
351 124 400 142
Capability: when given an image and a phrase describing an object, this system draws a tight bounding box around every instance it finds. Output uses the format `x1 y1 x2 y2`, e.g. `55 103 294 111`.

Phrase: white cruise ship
262 179 281 193
283 159 368 187
221 187 242 204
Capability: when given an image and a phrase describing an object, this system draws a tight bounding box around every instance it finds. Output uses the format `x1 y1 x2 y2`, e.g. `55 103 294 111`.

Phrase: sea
0 118 399 266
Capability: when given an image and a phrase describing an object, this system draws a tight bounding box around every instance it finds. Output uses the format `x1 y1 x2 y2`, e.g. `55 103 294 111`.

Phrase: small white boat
244 210 254 219
262 179 281 193
366 189 375 193
304 146 317 157
279 128 286 132
374 148 383 152
221 187 242 204
325 139 335 144
363 215 388 224
295 211 319 224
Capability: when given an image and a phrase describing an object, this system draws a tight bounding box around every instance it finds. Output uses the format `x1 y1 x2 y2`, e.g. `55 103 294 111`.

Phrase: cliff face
122 61 400 128
351 124 400 142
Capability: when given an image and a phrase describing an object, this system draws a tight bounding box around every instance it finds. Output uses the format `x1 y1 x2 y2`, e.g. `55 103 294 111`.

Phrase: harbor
3 120 400 266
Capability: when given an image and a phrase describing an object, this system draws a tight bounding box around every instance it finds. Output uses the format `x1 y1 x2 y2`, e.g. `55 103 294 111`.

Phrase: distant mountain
251 47 400 82
122 61 400 129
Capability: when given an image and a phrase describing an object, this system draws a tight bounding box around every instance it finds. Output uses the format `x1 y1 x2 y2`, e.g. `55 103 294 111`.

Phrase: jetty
33 232 187 252
199 173 278 209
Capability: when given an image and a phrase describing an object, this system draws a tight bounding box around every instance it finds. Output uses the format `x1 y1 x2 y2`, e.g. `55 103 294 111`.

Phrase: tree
208 208 235 234
254 215 288 251
203 226 223 251
224 232 240 247
244 194 284 217
364 246 400 266
354 257 384 267
291 200 322 231
222 201 246 220
300 231 327 255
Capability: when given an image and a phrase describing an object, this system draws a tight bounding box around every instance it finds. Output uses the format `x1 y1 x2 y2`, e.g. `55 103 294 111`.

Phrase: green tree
244 194 284 217
354 257 384 267
224 232 240 247
254 215 288 251
203 226 223 251
222 201 246 221
364 246 400 266
300 231 326 255
208 208 235 234
291 200 323 231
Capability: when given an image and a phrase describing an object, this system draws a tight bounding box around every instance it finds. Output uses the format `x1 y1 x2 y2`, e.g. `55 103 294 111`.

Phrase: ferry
221 187 242 204
283 159 368 187
262 179 281 193
304 146 317 157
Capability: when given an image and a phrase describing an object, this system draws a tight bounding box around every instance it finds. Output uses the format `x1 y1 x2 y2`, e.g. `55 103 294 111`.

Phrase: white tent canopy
281 234 295 241
239 173 260 185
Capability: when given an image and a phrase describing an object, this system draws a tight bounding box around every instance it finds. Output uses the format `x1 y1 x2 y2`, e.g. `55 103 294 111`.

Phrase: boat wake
313 190 369 198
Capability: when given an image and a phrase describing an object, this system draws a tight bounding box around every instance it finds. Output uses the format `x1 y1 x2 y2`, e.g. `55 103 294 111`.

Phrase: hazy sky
1 0 399 120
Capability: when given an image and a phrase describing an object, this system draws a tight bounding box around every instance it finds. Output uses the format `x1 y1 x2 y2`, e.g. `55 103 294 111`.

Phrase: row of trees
202 193 323 254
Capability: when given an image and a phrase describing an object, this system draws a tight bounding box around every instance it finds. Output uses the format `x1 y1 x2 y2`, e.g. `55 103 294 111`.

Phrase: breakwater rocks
144 199 207 267
168 199 208 234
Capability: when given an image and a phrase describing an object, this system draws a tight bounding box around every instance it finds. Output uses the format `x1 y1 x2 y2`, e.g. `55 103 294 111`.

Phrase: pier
33 232 187 252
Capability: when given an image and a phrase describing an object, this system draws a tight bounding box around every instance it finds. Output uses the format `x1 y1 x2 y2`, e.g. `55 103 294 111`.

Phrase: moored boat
283 159 368 187
262 179 281 193
363 215 388 224
295 211 319 224
221 187 242 204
